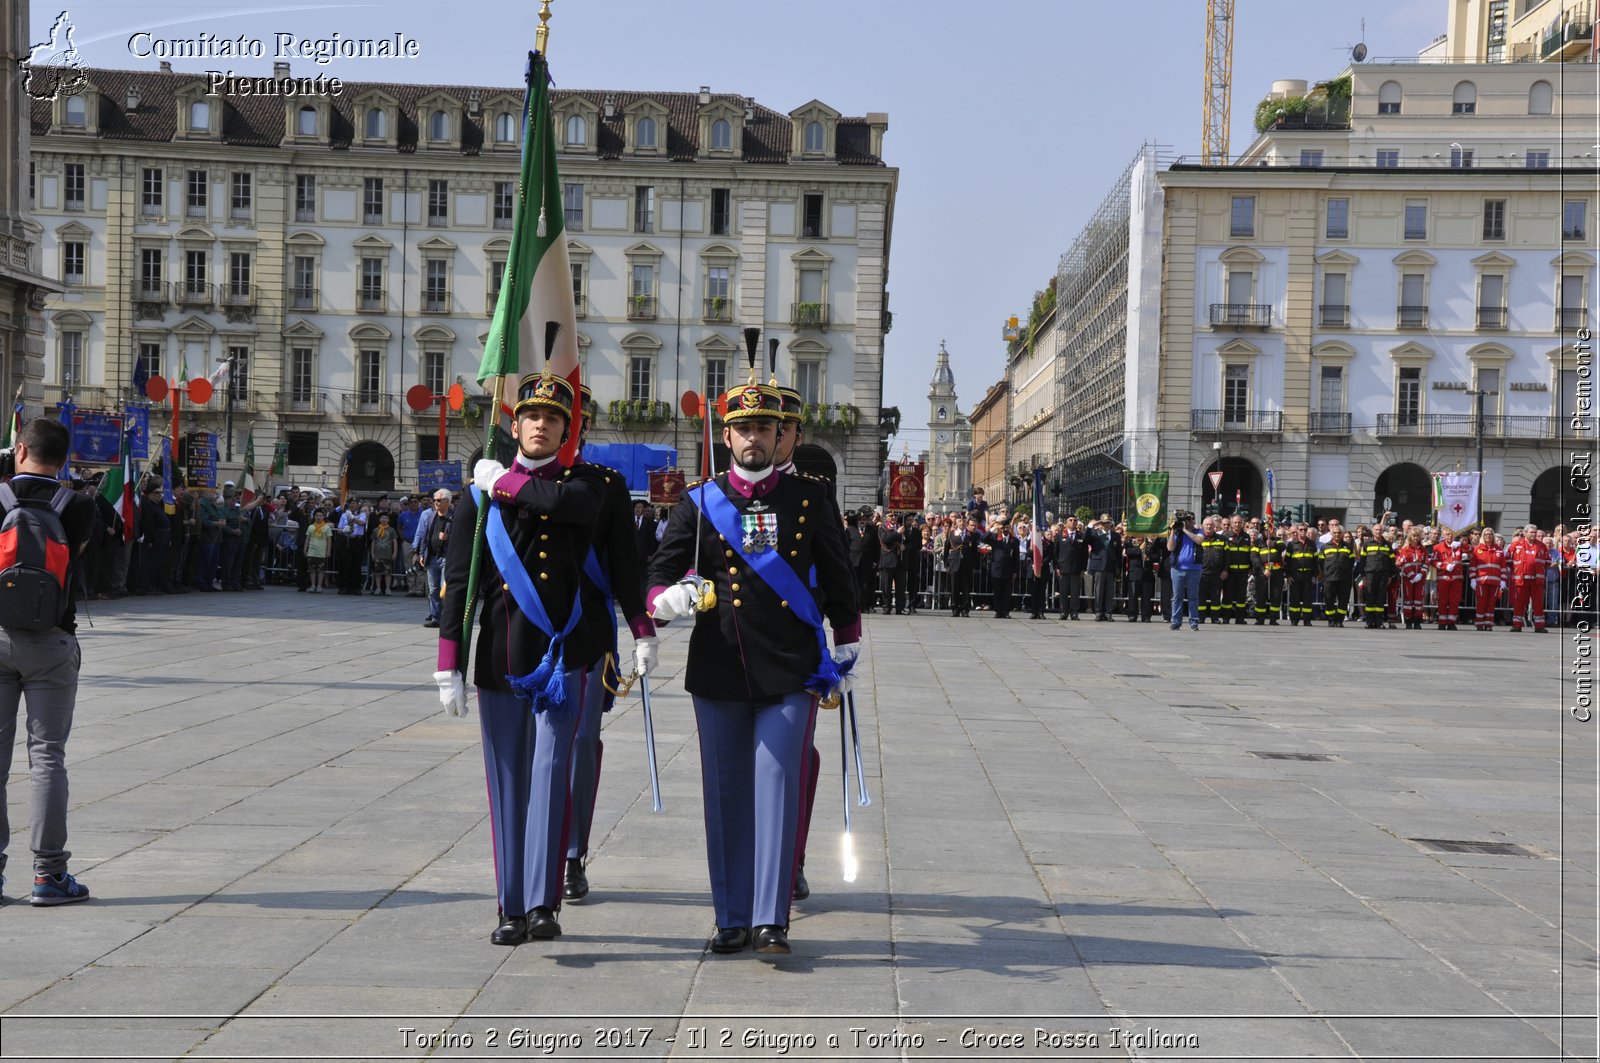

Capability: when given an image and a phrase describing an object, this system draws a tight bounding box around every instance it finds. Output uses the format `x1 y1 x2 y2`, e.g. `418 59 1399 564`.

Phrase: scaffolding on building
1051 144 1147 519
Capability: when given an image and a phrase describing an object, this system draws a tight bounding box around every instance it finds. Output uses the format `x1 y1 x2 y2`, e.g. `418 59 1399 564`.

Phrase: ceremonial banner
270 441 289 478
886 459 925 513
125 405 150 460
1124 471 1169 535
1434 471 1481 533
71 411 123 465
418 460 463 493
478 51 581 467
650 468 686 505
187 432 217 488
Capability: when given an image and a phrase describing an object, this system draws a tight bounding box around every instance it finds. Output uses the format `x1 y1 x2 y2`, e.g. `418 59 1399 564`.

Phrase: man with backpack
0 418 98 905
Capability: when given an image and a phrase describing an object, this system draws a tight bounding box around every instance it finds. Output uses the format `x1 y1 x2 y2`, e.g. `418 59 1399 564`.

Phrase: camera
1171 509 1195 528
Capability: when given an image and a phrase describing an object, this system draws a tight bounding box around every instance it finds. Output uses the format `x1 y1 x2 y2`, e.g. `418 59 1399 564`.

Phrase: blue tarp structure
583 443 677 495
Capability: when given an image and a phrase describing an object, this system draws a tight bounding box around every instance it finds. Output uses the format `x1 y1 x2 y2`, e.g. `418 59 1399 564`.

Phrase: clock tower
925 342 972 513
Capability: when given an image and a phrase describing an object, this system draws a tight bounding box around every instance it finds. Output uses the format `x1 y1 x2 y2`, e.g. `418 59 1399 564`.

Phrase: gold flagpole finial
535 0 553 54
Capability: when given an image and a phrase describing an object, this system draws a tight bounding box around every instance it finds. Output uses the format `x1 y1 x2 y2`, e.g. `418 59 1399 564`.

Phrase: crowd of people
846 500 1592 633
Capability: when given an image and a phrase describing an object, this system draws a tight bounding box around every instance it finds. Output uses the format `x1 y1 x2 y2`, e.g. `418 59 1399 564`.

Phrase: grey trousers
0 627 81 879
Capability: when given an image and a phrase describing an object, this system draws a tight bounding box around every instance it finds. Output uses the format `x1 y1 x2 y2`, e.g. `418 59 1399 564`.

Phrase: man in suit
1053 516 1086 619
947 516 979 617
985 519 1019 618
900 515 923 615
631 499 657 590
435 371 616 946
877 513 906 615
647 368 859 958
857 511 881 612
1084 516 1120 620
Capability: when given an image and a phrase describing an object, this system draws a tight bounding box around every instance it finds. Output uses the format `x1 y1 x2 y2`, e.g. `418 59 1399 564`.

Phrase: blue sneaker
31 871 90 906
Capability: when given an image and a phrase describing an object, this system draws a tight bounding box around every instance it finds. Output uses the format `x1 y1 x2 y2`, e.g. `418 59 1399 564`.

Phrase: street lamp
1465 387 1487 525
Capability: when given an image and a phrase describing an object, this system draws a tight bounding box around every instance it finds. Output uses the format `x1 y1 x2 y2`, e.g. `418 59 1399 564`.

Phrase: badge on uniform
741 500 779 554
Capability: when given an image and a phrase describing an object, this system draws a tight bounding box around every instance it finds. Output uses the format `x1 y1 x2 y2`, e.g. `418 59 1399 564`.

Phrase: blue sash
696 478 850 697
474 486 582 713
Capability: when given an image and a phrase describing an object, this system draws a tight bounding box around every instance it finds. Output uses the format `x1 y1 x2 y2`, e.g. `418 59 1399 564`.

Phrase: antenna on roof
1350 18 1367 62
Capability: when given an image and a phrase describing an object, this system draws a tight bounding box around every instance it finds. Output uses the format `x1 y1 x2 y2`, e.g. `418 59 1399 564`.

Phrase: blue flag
161 449 175 514
57 395 75 480
132 352 149 398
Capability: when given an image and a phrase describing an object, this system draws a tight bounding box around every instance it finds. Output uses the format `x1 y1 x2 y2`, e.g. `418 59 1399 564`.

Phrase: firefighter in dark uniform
1225 514 1251 623
646 366 860 958
1200 516 1230 623
1251 524 1284 625
434 371 610 946
1360 530 1396 628
1319 528 1355 628
1284 524 1319 625
564 386 658 902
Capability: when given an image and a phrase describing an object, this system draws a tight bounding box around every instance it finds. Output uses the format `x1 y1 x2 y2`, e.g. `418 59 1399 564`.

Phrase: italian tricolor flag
100 426 136 543
479 50 581 466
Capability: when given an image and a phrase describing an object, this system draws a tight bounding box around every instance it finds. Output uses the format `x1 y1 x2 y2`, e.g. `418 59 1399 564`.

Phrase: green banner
1124 471 1169 535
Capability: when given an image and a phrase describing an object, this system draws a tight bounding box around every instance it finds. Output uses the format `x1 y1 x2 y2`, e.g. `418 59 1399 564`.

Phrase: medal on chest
741 500 780 554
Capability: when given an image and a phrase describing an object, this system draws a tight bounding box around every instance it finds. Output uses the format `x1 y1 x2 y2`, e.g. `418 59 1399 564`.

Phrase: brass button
795 532 803 540
540 514 549 521
789 550 798 557
724 549 734 558
802 500 810 508
731 583 740 591
539 551 547 559
733 598 742 607
539 572 549 580
799 516 807 524
502 582 510 591
719 534 727 542
728 566 738 574
780 600 788 607
541 534 549 541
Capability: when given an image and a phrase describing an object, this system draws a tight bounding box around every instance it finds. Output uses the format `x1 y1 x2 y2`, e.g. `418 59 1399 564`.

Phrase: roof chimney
125 83 141 110
603 93 616 118
467 89 481 115
698 85 711 105
159 61 172 74
273 61 291 79
744 96 756 121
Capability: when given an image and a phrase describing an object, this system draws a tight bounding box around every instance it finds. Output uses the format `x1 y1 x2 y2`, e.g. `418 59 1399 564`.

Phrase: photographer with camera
412 488 453 627
1167 510 1204 631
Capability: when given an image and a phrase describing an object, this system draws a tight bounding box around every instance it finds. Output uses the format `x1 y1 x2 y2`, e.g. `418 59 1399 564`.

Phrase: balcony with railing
222 284 253 307
48 384 114 409
627 294 657 320
1559 307 1589 330
1318 305 1349 328
1308 411 1352 434
1190 409 1283 434
178 281 212 307
1397 305 1428 328
1477 306 1507 330
132 281 170 314
1208 304 1272 329
790 302 829 329
1376 413 1563 441
340 393 395 418
421 288 450 313
1543 19 1594 59
288 286 317 310
703 297 733 322
357 288 385 313
272 390 325 416
486 289 502 315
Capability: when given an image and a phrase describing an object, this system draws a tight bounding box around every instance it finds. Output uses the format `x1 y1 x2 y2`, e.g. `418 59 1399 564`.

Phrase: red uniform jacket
1432 541 1468 583
1507 538 1550 580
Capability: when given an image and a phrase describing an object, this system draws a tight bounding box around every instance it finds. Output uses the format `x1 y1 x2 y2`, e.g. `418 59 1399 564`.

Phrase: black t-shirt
4 473 99 633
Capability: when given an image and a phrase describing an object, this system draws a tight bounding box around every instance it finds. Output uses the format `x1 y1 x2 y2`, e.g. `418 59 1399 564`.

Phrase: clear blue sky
37 0 1442 450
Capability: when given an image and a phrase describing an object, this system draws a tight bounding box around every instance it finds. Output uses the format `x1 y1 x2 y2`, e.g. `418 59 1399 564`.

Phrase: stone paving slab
0 593 1595 1060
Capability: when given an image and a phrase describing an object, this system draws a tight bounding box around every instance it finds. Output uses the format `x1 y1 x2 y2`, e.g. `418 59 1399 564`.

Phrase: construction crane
1202 0 1235 165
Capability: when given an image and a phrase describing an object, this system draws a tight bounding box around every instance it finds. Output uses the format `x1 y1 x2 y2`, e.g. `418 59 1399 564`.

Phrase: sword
638 670 663 813
838 686 857 882
847 690 871 807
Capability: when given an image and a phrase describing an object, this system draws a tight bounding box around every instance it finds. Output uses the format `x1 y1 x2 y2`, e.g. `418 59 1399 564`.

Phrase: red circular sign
187 378 213 405
406 383 434 412
144 376 169 402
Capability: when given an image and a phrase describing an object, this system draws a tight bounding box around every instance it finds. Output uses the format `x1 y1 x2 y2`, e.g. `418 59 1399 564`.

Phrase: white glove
473 458 508 495
831 644 860 695
433 669 468 717
651 580 700 622
634 636 659 677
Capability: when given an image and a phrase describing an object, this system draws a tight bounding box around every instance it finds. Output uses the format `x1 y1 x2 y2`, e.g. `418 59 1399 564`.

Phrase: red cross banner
1434 471 1481 534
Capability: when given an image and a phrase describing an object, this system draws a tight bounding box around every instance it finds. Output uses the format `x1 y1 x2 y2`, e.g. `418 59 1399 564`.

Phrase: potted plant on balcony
709 295 727 319
796 301 823 326
631 294 651 317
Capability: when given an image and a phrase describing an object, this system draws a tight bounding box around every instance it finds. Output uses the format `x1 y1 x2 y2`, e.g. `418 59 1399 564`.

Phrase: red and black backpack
0 482 74 631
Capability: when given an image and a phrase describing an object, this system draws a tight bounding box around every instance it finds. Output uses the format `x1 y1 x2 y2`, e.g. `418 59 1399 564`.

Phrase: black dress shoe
491 914 528 946
564 862 589 901
526 906 561 940
711 926 750 953
752 924 790 955
792 869 810 901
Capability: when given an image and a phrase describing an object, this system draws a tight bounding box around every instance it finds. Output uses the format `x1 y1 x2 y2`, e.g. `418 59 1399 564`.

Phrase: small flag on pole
1030 467 1046 578
100 426 135 543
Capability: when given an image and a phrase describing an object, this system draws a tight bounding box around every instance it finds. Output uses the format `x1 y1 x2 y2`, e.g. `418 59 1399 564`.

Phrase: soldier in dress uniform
565 386 659 901
647 357 860 958
433 370 611 946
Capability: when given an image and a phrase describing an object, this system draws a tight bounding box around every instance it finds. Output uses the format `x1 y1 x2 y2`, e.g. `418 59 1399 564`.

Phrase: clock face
937 431 950 443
